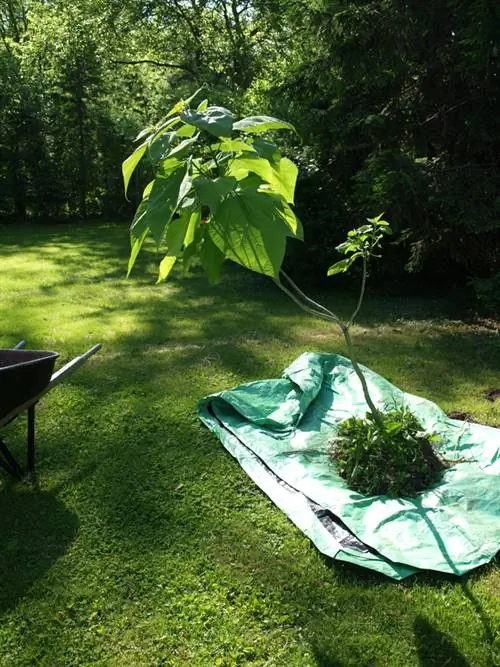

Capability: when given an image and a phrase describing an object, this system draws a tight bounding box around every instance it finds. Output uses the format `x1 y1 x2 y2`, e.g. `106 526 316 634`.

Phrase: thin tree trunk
342 325 384 428
75 81 87 218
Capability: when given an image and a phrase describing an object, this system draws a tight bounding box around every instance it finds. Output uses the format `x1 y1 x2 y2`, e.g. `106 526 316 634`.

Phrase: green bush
329 409 447 497
470 273 500 317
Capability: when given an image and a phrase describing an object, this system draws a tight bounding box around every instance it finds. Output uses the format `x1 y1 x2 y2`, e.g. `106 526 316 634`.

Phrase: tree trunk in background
75 78 87 219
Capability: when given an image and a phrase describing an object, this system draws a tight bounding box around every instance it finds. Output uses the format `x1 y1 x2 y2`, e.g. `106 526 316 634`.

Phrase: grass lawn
0 221 498 666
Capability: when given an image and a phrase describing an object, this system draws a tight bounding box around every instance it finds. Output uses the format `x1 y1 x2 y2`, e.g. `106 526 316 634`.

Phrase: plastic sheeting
198 353 500 579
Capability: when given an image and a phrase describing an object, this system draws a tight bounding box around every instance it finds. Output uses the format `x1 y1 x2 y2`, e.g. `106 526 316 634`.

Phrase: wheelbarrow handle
49 344 102 387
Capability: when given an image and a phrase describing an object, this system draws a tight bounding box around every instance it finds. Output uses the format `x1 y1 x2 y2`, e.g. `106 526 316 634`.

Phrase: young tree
124 91 448 497
124 92 392 423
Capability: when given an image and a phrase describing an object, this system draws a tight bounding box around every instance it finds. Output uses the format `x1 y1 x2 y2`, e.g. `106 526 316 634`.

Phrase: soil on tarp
447 411 500 429
413 439 449 492
484 388 500 401
447 411 477 422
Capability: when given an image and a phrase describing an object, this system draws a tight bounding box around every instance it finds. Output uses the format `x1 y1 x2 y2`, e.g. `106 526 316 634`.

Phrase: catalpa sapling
123 90 392 428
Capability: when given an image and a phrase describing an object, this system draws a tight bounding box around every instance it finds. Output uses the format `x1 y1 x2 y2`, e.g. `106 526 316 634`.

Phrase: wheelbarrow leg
27 405 36 474
0 406 36 479
0 437 23 480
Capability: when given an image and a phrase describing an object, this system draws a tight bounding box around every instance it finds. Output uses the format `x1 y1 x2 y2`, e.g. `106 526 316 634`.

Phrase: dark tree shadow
312 647 345 667
414 615 470 667
0 487 78 615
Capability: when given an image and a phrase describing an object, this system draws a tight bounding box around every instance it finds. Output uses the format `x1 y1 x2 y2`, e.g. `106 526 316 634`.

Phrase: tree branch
348 255 367 327
419 99 470 126
274 279 340 324
280 270 342 324
112 59 196 75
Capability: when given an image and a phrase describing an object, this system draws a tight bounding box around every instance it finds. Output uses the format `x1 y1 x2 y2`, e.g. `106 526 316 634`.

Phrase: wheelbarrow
0 342 101 479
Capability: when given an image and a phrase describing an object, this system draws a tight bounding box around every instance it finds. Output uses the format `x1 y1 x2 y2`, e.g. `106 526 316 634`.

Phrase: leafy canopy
327 213 392 276
123 90 301 283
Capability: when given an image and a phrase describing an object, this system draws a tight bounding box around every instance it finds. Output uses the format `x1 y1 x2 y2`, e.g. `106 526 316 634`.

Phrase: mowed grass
0 222 498 667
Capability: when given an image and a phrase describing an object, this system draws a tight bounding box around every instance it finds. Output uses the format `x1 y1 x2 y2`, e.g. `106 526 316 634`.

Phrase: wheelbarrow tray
0 343 101 478
0 350 59 422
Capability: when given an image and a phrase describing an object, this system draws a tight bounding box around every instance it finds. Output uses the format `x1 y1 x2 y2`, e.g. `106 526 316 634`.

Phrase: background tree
0 0 499 310
262 0 500 293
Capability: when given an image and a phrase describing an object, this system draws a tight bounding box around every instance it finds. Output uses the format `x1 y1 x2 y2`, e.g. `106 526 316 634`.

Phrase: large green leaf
193 176 237 214
127 226 149 276
157 156 185 177
182 211 204 271
180 106 234 138
184 208 201 248
270 157 298 204
200 234 225 284
166 135 200 161
177 163 193 208
233 115 295 134
208 190 289 278
148 132 176 163
130 166 187 244
215 138 256 154
226 155 273 184
270 195 303 238
157 210 192 282
175 123 197 138
122 140 148 197
226 155 297 204
327 254 362 276
251 137 281 162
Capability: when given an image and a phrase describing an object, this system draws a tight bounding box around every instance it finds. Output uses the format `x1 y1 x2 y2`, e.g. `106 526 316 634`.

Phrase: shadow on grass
413 615 470 666
0 486 78 615
2 222 499 408
0 220 483 338
1 346 495 664
311 648 345 667
0 223 497 662
409 507 497 667
75 295 500 410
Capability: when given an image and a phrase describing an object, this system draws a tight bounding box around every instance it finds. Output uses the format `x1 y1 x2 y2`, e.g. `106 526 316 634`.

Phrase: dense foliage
330 409 447 497
123 92 301 283
123 96 393 427
1 1 499 302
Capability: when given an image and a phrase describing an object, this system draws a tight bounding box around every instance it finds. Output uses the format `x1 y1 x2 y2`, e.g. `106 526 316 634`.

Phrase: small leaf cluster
327 214 392 276
123 89 302 284
329 409 447 497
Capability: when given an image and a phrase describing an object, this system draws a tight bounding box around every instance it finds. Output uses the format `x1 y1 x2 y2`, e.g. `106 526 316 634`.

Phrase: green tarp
198 353 500 579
